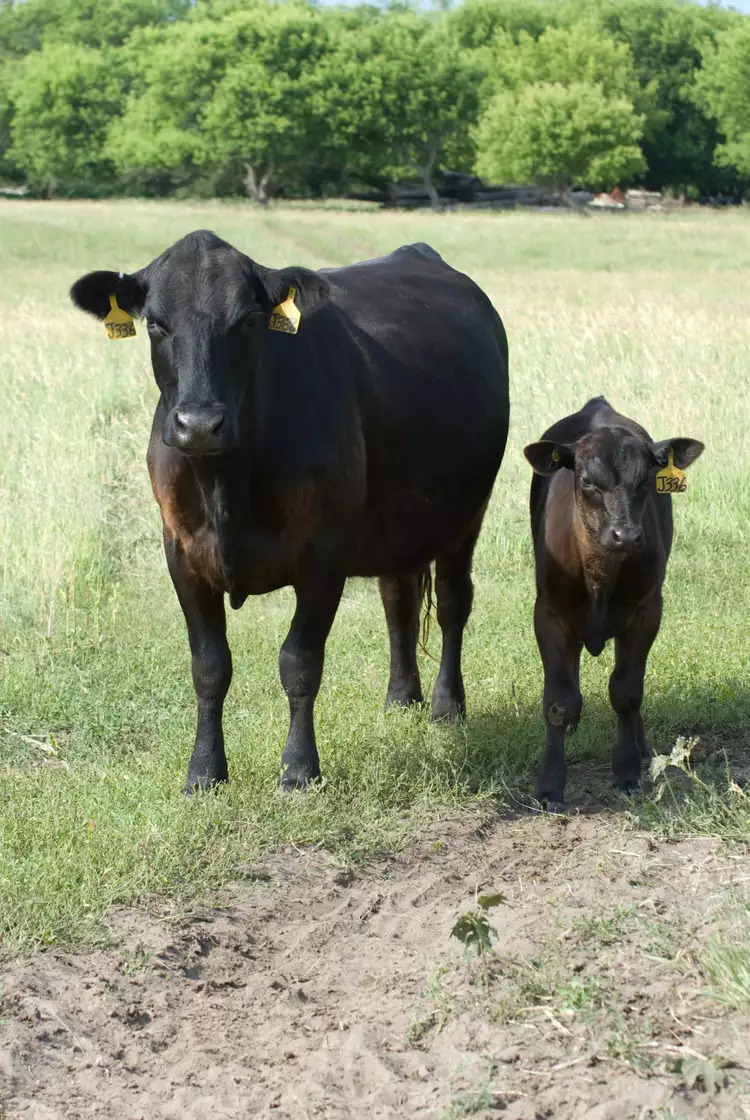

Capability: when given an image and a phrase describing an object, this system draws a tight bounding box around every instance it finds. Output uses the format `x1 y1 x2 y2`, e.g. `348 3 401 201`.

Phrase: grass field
1 200 749 962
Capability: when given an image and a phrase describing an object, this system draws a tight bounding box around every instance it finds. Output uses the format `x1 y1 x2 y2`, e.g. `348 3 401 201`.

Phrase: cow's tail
418 564 436 660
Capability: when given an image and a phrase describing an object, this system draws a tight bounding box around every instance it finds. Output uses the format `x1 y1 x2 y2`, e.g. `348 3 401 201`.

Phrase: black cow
71 232 509 793
524 396 703 810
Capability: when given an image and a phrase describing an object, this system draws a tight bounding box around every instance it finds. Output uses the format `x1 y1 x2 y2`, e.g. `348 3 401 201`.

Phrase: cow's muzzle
164 405 235 456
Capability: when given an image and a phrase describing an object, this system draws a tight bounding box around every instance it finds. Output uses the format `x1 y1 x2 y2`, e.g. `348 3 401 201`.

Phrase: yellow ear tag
655 448 687 494
269 286 301 335
103 294 136 340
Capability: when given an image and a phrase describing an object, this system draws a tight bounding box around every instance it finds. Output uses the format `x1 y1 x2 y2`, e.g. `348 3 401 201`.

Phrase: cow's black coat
72 232 510 792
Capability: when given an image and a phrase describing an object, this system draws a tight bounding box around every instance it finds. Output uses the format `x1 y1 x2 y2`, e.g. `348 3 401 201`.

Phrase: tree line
1 0 749 203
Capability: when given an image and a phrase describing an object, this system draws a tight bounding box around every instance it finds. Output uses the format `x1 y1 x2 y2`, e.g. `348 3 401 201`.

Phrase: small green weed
442 1082 496 1118
119 942 154 976
571 905 635 947
450 892 507 957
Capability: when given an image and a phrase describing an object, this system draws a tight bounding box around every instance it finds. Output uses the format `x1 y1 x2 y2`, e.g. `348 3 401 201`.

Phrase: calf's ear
650 438 705 470
523 440 576 475
258 266 331 315
70 270 147 320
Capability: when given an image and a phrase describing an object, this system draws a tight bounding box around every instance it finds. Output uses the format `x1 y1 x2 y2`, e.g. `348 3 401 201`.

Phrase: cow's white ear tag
104 294 136 340
655 448 686 494
269 286 301 335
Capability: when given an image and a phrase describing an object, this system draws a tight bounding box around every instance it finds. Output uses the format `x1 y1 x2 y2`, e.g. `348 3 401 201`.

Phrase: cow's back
256 244 510 576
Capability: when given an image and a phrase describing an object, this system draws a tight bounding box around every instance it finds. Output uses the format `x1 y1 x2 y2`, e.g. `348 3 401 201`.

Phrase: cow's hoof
278 771 320 795
385 691 424 710
430 698 466 723
184 773 227 796
541 798 567 815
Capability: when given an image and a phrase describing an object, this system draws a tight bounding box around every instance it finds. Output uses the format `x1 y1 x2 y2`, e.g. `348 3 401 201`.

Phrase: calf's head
70 230 329 457
524 426 704 553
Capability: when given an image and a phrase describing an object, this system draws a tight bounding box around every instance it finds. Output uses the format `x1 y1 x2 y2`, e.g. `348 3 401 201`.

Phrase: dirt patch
1 802 749 1120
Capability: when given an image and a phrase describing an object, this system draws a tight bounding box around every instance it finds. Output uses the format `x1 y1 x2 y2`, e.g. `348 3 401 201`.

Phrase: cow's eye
147 319 167 338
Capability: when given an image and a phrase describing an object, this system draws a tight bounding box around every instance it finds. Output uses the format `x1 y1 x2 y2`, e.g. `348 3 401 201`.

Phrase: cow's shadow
413 674 749 819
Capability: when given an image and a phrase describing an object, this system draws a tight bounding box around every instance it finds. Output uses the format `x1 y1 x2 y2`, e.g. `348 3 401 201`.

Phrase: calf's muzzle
602 523 643 552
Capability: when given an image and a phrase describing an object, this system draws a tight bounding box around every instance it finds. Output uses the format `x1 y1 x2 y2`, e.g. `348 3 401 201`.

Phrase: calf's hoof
613 775 642 796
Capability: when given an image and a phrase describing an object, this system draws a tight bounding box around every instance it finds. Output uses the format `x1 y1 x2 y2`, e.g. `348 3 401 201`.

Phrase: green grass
1 200 749 958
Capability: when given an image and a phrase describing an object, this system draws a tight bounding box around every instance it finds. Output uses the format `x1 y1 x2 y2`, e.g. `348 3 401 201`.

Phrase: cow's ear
650 438 705 470
70 270 147 320
258 266 331 315
524 440 576 475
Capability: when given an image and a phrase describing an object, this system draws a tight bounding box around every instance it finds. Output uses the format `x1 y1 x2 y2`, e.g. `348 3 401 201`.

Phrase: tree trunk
415 138 441 211
244 162 275 205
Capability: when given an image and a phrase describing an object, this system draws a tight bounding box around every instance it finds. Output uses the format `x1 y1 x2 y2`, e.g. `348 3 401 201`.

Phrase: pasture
1 201 749 1118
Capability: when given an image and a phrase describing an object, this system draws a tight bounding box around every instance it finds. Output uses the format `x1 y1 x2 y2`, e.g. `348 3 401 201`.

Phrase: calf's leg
609 593 661 792
431 533 479 722
534 600 583 810
166 536 232 794
279 570 345 792
378 573 424 707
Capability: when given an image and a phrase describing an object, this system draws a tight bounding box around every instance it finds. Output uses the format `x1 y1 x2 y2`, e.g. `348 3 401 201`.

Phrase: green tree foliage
0 58 17 181
321 14 483 204
474 23 645 191
199 6 334 201
475 81 645 191
585 0 740 192
0 0 190 57
0 0 748 199
108 6 333 199
450 0 563 50
8 43 124 194
697 22 750 179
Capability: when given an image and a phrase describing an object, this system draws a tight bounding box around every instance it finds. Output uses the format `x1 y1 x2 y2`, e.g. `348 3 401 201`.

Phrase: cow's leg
279 570 345 792
430 533 479 722
165 536 232 794
610 593 661 792
535 600 583 811
378 573 423 708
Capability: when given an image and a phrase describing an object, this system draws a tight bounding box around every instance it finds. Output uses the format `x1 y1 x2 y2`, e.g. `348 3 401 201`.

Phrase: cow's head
70 230 330 456
524 426 704 553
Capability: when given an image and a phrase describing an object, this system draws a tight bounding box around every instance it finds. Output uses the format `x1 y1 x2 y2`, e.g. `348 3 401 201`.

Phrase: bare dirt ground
2 766 749 1120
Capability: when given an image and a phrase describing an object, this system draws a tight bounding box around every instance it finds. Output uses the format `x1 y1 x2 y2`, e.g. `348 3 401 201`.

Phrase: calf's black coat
71 232 509 791
524 397 703 810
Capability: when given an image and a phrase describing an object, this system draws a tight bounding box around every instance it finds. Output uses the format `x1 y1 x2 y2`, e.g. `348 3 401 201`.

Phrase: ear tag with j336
655 448 686 494
269 286 301 335
104 294 136 340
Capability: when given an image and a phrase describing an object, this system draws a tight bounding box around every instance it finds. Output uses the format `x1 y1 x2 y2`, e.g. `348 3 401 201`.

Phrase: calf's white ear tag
655 448 686 494
269 286 301 335
103 294 136 340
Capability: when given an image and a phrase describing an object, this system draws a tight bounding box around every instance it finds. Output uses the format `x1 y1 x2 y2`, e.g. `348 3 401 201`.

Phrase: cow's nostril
611 528 622 543
209 412 225 434
175 410 190 432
